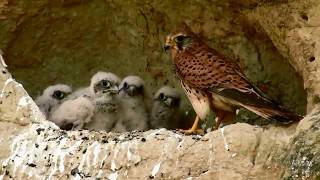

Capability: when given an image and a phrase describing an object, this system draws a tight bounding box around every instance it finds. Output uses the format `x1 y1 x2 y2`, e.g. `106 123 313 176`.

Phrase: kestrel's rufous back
164 23 302 134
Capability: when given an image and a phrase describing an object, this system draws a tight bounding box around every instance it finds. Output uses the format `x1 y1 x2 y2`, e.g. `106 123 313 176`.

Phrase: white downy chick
114 75 148 132
83 71 121 131
51 96 95 130
35 84 72 120
150 86 180 129
67 87 91 100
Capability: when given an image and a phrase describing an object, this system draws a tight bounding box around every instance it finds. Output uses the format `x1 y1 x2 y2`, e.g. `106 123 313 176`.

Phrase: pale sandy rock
0 1 320 179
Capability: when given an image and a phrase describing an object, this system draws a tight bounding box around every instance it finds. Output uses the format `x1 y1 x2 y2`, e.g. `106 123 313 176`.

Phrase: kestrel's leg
179 115 203 134
214 110 236 130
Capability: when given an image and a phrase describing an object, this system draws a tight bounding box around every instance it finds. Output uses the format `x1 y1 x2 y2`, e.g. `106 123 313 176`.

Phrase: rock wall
0 0 319 179
0 0 306 121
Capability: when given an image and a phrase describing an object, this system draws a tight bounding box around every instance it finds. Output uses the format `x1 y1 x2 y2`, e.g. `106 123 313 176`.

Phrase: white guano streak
220 128 230 151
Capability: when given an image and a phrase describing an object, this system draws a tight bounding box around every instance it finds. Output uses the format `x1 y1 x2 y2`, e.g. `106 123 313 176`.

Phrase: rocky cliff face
0 0 319 179
0 0 306 119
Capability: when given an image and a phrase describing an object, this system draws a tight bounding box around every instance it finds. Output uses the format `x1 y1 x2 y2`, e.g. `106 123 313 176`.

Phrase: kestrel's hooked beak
164 44 170 52
164 36 173 52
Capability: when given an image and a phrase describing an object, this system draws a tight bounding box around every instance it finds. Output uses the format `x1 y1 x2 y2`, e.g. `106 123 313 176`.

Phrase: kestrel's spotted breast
180 81 211 121
164 23 302 131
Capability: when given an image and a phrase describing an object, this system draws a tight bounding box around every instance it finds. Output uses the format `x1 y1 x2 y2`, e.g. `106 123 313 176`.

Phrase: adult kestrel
164 23 302 134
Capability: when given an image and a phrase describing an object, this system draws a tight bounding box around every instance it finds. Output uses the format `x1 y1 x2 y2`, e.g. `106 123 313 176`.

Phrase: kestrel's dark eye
175 35 185 42
159 93 166 101
52 91 65 100
101 80 111 88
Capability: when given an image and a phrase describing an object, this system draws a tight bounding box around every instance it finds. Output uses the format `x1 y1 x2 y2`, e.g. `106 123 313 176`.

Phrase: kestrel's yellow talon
178 116 203 135
179 128 204 135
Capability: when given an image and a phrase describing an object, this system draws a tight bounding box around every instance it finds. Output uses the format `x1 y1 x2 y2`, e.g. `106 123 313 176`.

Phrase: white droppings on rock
0 52 7 68
108 172 118 180
16 96 31 112
174 133 183 139
4 131 35 177
12 140 28 175
48 138 68 179
111 161 117 171
88 142 98 168
111 142 121 171
146 128 166 139
118 134 126 141
78 148 89 172
58 139 68 172
151 162 161 177
174 133 184 150
123 140 141 165
74 173 82 180
177 139 184 150
69 140 83 154
0 78 14 98
220 128 230 151
100 148 109 169
126 142 133 161
92 142 101 165
208 143 214 168
26 145 35 166
97 169 104 178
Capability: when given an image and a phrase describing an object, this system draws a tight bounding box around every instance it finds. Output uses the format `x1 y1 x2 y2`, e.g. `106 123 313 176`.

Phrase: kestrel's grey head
118 75 144 98
89 71 121 97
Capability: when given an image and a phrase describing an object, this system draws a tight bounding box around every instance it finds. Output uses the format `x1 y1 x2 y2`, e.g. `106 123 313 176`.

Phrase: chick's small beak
118 87 123 94
103 86 119 95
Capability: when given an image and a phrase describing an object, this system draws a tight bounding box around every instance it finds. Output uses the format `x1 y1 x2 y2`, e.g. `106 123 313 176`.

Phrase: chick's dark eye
175 35 184 42
53 91 65 100
101 80 110 87
159 93 166 101
123 82 128 88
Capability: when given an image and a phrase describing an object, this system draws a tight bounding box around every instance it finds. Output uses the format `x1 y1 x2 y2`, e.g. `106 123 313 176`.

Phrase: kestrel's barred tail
212 86 303 124
241 103 303 124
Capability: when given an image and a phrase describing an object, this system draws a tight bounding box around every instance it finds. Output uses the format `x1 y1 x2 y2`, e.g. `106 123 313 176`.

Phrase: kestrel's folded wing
174 47 255 93
174 48 302 123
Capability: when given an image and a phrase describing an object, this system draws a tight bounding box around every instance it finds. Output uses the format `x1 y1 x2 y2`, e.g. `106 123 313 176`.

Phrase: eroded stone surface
250 0 320 111
0 1 319 179
0 122 294 180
